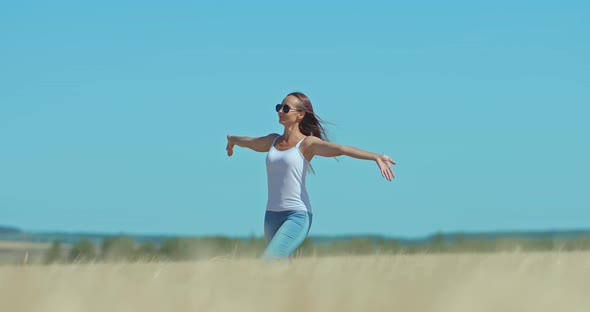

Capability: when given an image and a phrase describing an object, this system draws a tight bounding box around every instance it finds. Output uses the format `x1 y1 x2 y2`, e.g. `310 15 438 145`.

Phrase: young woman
226 92 396 260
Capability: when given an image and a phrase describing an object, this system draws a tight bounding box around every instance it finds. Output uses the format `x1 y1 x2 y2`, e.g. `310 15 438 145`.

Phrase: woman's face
277 95 304 125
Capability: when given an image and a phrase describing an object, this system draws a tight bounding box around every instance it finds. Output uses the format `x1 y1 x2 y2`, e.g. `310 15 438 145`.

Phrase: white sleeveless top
265 135 312 213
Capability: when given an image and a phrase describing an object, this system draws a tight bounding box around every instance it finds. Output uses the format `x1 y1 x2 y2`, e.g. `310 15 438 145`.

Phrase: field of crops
1 252 589 312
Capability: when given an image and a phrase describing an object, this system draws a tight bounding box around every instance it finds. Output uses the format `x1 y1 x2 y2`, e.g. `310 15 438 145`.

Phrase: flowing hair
288 92 330 142
288 92 334 174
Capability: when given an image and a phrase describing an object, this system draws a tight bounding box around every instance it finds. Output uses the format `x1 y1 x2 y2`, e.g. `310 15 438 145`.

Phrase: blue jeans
263 210 313 260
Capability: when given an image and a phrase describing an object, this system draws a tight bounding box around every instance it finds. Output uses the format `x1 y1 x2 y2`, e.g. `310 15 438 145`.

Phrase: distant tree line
0 226 21 234
42 234 590 264
43 235 267 264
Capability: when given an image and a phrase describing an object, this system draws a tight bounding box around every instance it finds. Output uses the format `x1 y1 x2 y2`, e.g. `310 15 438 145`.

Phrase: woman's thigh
263 210 312 260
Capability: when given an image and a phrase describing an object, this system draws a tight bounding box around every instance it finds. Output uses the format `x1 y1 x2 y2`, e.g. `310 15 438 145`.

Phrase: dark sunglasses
275 104 302 113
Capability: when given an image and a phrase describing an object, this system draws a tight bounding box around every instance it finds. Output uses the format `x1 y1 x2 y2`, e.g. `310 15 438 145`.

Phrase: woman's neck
281 124 304 143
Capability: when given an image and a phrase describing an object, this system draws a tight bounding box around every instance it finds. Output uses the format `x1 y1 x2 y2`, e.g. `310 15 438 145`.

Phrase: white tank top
265 135 312 213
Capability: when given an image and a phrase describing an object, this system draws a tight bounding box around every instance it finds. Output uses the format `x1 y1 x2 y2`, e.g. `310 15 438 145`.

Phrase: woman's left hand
376 154 396 181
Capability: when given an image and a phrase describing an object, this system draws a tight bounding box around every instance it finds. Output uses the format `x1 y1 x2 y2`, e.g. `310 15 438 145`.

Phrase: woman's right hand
226 135 235 157
376 154 396 181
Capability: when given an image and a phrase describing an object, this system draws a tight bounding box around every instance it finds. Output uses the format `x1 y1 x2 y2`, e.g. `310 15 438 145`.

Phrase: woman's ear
297 111 305 122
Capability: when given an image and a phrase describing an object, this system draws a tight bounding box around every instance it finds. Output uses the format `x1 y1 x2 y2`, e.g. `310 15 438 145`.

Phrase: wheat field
1 252 588 312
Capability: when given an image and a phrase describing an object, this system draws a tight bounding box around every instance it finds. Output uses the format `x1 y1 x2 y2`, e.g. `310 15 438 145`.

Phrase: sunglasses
275 104 302 113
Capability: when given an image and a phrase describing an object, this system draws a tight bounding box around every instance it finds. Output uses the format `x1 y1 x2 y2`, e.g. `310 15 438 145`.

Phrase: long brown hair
288 92 334 174
288 92 330 142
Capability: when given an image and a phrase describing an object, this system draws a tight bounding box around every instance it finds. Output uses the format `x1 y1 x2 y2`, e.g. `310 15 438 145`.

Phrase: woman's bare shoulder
300 135 323 150
264 133 281 145
302 136 324 144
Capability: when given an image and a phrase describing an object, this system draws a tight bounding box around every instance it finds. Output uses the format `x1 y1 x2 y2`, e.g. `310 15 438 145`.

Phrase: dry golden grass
0 241 52 264
0 241 51 250
1 252 589 312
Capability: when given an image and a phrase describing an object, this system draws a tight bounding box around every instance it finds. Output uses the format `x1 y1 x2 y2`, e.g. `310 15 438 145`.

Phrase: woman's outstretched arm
226 134 278 156
306 136 396 181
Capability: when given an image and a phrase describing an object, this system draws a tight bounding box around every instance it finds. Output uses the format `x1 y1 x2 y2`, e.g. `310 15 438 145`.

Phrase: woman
226 92 396 260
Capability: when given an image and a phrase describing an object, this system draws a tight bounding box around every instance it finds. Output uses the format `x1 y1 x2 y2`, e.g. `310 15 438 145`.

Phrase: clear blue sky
1 1 588 238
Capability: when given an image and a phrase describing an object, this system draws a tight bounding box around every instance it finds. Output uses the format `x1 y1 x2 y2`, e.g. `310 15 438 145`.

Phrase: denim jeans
263 210 313 260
